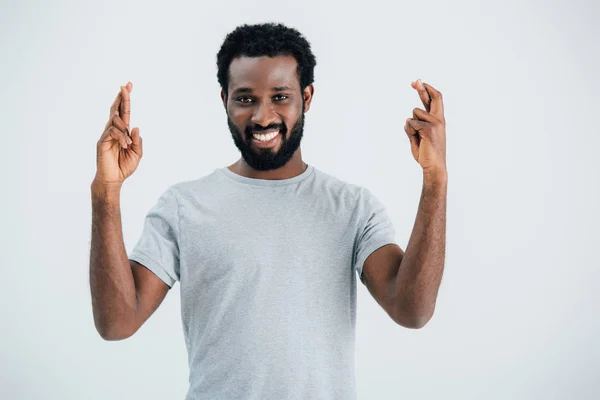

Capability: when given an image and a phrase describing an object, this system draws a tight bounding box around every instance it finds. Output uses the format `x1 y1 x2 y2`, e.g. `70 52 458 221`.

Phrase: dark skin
91 56 445 340
361 79 447 329
223 56 447 329
221 55 314 180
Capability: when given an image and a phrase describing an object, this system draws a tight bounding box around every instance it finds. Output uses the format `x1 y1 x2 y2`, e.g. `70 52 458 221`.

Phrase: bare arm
90 83 169 340
361 171 446 329
89 181 170 340
362 79 447 329
393 171 447 328
89 181 137 340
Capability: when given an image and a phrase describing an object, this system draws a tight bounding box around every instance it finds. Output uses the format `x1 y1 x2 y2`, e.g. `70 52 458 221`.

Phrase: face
222 55 313 171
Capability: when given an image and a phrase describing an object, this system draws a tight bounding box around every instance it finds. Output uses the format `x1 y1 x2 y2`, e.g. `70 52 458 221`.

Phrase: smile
252 130 279 142
251 130 281 148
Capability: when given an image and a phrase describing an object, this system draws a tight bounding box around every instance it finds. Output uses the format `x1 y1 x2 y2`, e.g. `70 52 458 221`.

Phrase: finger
103 113 130 138
110 91 122 118
413 107 437 124
422 82 444 120
100 126 131 149
129 127 143 156
405 118 420 139
105 126 130 149
120 85 131 128
111 114 130 137
411 79 431 112
407 119 431 133
104 112 117 131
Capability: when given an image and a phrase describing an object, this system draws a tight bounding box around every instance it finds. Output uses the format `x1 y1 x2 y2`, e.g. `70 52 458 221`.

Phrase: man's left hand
405 79 447 175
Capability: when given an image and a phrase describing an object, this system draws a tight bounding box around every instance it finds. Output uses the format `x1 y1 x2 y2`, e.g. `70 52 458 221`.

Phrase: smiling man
225 54 308 175
90 22 447 399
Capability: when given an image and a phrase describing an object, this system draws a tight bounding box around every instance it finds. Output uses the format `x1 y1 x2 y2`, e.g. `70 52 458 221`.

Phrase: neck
228 150 307 180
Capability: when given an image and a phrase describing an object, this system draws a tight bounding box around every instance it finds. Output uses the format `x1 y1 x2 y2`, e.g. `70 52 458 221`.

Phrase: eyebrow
232 86 292 94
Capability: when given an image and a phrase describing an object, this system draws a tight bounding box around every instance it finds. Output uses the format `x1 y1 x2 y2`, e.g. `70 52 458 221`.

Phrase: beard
227 105 305 171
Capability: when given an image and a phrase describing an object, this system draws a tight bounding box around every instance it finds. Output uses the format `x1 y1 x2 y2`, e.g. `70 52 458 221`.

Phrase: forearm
89 180 137 340
394 170 447 327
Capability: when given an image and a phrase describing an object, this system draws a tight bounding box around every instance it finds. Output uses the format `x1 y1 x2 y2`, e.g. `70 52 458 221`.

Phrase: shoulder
313 167 387 221
166 168 224 201
311 166 366 204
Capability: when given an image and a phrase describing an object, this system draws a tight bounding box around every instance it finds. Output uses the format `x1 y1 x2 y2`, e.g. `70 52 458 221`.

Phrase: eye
235 95 288 104
236 96 253 104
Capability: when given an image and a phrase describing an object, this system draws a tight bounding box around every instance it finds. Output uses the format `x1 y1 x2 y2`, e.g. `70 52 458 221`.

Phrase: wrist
423 167 448 184
91 179 123 200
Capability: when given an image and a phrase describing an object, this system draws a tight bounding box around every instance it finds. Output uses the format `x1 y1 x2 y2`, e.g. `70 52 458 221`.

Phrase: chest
176 197 357 295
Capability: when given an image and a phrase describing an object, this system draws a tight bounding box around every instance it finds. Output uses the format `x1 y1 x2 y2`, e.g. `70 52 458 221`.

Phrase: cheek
228 107 246 120
282 107 301 124
228 109 251 129
284 113 299 129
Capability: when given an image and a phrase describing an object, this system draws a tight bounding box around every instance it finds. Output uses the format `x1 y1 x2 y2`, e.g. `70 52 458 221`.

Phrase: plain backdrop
1 0 599 399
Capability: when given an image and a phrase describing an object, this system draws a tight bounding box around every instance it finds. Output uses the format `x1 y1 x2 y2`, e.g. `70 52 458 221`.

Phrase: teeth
252 131 279 142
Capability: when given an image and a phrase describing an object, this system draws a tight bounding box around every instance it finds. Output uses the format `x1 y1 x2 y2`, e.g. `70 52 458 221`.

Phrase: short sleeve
353 188 397 285
129 187 181 288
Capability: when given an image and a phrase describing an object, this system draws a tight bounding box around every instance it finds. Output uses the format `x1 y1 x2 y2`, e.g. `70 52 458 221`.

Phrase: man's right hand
94 82 143 187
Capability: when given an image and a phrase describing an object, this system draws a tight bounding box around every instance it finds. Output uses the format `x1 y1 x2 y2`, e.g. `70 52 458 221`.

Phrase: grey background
1 0 599 399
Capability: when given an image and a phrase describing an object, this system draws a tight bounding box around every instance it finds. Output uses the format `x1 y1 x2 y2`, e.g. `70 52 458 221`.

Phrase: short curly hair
216 22 317 97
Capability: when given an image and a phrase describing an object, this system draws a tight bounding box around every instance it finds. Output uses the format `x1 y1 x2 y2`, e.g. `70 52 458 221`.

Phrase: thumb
405 119 419 146
130 127 142 153
131 127 141 142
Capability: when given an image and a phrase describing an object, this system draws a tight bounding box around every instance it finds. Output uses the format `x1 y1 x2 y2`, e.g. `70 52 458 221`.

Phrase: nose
251 100 279 128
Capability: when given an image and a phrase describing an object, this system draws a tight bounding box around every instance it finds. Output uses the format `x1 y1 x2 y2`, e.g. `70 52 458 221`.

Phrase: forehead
228 55 299 93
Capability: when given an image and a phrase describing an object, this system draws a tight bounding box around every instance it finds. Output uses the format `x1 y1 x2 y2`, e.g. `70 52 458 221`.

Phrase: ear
220 89 227 110
302 84 314 112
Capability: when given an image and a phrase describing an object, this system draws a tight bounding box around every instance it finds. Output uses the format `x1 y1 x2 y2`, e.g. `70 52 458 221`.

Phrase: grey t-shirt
128 164 397 400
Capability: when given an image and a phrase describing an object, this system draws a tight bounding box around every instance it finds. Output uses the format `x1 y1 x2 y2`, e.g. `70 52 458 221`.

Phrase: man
90 22 447 400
